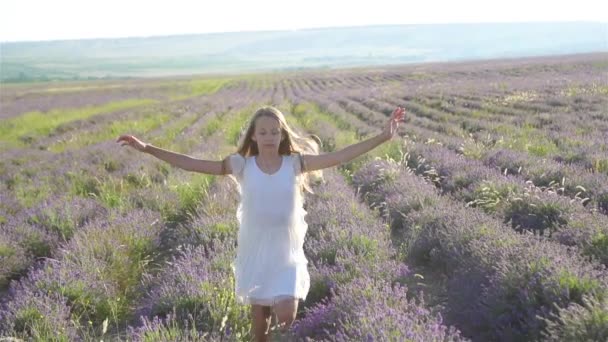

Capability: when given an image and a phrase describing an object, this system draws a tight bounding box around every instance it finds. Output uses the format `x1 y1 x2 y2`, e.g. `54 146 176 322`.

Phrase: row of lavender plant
376 92 608 176
408 90 608 167
351 157 608 341
397 109 608 217
403 140 608 265
420 91 607 133
0 79 166 119
0 207 166 340
347 94 608 215
327 93 608 269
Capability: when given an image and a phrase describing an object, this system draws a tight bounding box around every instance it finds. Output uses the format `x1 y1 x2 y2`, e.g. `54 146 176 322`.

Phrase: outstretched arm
116 135 230 175
143 144 227 174
302 107 405 172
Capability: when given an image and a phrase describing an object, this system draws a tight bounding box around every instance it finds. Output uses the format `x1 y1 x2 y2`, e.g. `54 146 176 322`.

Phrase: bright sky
1 0 606 42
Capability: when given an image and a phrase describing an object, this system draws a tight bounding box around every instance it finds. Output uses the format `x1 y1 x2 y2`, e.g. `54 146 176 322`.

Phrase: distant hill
1 22 606 82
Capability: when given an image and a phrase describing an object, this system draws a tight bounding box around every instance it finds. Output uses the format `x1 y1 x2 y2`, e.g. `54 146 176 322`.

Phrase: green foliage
19 228 52 258
503 198 568 235
293 102 351 131
493 123 559 157
347 234 380 259
56 279 120 325
468 181 517 212
208 222 238 242
543 296 608 342
585 233 608 265
96 178 129 209
49 111 171 152
168 78 233 100
203 105 258 146
593 158 608 175
45 220 160 327
306 274 333 306
203 116 223 137
28 207 78 241
0 99 157 148
12 176 52 208
167 174 214 222
151 276 252 341
67 171 101 198
335 130 359 149
318 245 339 265
13 306 73 342
558 272 603 304
371 139 406 163
460 139 489 159
0 244 15 257
225 109 255 146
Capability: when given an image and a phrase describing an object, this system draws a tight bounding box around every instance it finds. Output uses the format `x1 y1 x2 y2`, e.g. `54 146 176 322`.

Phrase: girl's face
252 116 283 152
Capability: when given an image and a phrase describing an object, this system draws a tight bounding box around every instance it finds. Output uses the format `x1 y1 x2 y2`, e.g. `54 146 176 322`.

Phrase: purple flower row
404 141 608 266
351 158 608 341
1 208 164 340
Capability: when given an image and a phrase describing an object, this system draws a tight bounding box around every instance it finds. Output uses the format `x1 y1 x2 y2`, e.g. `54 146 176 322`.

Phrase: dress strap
228 153 246 179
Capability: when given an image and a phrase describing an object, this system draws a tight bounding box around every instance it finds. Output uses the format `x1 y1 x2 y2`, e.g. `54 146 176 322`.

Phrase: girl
117 105 405 341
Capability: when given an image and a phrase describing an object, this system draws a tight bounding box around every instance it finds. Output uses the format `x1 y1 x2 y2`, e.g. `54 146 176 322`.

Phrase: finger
117 136 132 143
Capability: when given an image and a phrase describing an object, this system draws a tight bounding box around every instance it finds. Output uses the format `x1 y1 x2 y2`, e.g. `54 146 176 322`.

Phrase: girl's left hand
382 107 406 140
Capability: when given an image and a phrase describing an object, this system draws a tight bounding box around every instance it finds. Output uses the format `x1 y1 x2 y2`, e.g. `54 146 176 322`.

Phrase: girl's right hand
116 135 148 152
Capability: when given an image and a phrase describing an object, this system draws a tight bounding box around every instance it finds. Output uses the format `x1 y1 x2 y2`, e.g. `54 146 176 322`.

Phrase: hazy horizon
2 22 605 83
2 20 607 44
2 0 606 43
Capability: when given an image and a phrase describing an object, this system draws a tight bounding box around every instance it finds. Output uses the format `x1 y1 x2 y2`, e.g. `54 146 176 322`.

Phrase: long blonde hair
224 106 323 194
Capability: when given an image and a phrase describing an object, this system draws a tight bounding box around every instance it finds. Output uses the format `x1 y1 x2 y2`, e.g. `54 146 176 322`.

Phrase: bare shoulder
227 153 247 175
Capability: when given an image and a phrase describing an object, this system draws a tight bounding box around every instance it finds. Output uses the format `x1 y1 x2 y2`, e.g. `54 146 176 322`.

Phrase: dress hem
238 294 306 306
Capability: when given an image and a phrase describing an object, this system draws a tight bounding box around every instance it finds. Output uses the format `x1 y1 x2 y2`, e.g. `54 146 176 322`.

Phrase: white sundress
228 153 310 306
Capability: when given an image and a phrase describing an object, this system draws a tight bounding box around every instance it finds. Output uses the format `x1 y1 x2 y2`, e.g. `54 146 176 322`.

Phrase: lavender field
1 52 608 341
